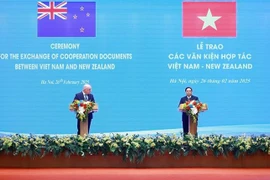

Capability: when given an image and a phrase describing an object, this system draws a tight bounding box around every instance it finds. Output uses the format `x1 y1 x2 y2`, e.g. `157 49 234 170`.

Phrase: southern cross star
80 27 84 33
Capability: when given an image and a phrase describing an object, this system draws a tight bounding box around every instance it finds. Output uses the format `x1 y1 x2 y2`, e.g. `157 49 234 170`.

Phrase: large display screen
0 0 269 135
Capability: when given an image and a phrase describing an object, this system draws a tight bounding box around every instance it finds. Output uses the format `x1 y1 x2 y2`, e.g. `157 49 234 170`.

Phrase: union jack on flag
37 1 96 37
38 1 67 20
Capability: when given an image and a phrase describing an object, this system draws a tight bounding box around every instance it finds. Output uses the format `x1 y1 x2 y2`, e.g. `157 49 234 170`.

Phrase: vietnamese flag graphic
182 2 236 37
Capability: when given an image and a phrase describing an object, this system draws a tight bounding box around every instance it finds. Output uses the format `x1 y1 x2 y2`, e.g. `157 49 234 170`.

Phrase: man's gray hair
83 84 91 90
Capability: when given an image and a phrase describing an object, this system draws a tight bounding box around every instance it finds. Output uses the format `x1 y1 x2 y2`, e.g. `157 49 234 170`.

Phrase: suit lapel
186 95 194 101
80 92 84 100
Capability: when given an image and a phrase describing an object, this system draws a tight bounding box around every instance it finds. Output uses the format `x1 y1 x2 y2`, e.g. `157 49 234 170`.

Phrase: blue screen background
0 0 269 135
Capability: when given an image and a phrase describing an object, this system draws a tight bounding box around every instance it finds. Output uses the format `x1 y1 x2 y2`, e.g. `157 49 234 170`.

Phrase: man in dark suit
178 87 199 135
74 84 95 135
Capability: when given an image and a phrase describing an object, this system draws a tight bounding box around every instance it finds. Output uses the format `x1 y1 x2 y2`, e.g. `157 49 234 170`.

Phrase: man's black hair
185 87 192 91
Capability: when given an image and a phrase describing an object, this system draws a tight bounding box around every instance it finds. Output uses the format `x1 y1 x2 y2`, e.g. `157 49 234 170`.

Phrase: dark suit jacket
74 92 95 119
178 95 199 120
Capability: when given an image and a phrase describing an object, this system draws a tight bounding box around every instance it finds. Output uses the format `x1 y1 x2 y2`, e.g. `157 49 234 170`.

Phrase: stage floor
0 168 269 180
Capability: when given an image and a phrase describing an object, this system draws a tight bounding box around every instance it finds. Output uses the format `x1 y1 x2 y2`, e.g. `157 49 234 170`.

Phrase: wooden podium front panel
188 116 197 136
79 117 88 136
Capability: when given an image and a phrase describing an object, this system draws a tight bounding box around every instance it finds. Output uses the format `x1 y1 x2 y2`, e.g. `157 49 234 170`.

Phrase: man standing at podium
178 87 199 135
74 84 95 135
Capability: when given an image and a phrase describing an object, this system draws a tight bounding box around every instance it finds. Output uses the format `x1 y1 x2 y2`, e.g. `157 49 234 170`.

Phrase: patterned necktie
84 95 88 101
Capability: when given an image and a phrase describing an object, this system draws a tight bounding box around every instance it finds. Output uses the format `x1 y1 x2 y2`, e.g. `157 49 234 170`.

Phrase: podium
79 104 98 136
79 118 89 137
179 103 208 136
188 115 198 136
69 103 98 137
